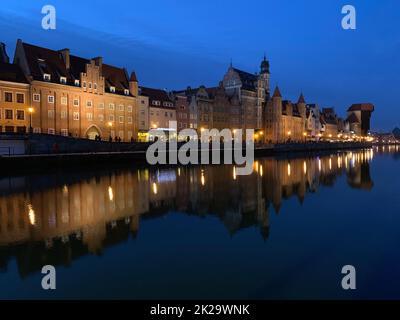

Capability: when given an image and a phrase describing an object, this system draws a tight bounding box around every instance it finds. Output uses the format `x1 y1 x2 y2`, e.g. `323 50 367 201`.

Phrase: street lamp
28 107 34 133
108 121 113 140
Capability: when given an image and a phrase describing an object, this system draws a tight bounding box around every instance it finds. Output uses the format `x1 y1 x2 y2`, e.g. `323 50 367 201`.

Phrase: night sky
0 0 399 131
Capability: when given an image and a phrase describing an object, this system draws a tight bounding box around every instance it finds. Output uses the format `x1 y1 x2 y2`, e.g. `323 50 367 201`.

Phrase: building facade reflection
0 149 376 277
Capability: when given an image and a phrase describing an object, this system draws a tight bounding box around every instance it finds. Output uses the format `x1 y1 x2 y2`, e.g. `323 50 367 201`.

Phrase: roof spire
272 86 282 98
230 58 233 68
298 92 305 104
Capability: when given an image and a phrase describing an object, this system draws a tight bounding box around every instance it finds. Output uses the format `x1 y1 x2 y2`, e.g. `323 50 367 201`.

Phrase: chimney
59 48 70 69
0 42 10 63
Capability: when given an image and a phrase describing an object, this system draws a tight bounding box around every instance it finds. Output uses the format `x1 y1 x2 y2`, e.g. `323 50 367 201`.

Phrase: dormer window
110 86 116 93
60 76 67 84
74 79 80 86
124 89 129 95
43 73 51 81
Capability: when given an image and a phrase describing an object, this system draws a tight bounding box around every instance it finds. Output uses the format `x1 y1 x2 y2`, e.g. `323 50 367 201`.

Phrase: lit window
61 129 68 136
43 74 51 81
48 128 55 134
124 89 129 95
60 77 67 84
74 79 80 86
110 86 115 93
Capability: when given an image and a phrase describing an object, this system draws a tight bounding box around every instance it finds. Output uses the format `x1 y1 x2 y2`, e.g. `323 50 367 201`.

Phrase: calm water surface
0 146 399 299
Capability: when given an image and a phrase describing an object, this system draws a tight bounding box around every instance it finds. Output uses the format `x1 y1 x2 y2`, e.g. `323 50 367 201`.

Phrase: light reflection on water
0 147 399 299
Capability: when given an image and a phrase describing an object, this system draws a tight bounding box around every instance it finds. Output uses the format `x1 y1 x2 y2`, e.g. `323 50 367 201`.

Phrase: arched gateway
85 125 102 140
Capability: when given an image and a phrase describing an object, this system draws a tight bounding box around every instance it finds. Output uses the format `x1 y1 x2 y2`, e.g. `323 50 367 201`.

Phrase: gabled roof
0 62 29 83
20 42 133 96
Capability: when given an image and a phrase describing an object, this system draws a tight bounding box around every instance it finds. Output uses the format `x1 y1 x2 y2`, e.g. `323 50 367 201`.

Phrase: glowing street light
28 107 34 133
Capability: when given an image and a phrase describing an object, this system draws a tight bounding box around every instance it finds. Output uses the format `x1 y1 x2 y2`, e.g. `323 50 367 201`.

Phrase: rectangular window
86 100 93 108
48 128 55 134
43 74 51 81
86 113 93 121
110 86 115 93
98 103 104 109
119 116 124 123
16 110 25 120
5 92 12 102
127 116 132 124
73 112 79 120
127 106 133 112
5 109 13 119
48 110 54 118
61 129 68 136
88 82 92 89
124 89 129 95
61 110 67 119
74 79 80 86
109 114 114 121
94 83 97 90
48 95 54 103
60 77 67 84
16 93 24 103
83 81 87 89
119 105 124 111
33 127 41 133
73 99 79 107
61 97 68 105
109 103 115 110
33 93 40 102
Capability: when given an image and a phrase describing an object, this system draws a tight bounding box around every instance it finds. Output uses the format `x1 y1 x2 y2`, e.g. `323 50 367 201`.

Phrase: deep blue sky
0 0 399 131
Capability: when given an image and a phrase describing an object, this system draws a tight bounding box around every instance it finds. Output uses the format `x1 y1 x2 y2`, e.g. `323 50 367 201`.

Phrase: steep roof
20 42 132 96
0 62 29 83
298 93 305 104
139 86 175 108
272 86 282 98
232 68 258 91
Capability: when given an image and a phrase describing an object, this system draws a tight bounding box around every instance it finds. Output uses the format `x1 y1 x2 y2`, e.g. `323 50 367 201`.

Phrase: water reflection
0 149 375 278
